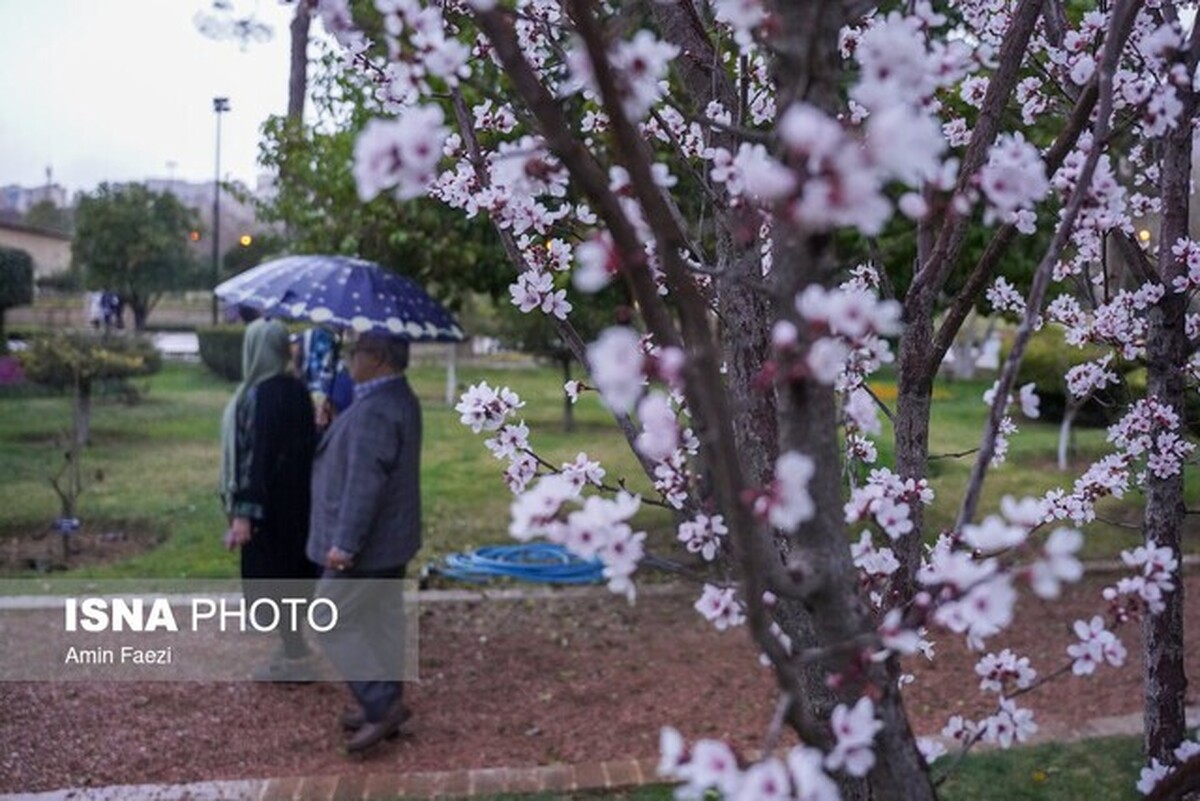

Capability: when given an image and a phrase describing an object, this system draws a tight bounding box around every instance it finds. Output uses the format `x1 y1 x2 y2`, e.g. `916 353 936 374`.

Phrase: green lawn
0 359 1193 579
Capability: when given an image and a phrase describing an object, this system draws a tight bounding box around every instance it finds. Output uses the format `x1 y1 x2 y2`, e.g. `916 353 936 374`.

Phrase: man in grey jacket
307 331 421 754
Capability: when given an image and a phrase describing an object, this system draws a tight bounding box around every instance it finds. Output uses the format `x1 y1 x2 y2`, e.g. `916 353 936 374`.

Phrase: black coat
231 374 318 582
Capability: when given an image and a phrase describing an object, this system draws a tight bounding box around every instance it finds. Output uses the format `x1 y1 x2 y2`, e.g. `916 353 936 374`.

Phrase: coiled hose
434 543 603 585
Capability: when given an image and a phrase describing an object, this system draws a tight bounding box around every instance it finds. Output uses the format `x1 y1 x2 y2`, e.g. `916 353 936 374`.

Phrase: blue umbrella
214 255 465 341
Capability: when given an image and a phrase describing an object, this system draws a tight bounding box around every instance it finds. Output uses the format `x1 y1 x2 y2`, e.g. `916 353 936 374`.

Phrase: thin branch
762 692 794 756
956 0 1143 529
928 447 980 461
860 382 896 424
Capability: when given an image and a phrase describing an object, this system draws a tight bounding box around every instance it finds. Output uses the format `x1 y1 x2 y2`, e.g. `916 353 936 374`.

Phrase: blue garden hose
434 543 604 585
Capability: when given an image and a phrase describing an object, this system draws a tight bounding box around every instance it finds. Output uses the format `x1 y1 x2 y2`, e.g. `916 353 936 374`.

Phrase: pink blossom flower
695 584 745 630
587 327 645 413
635 391 679 462
825 697 883 777
353 106 449 201
1067 616 1126 675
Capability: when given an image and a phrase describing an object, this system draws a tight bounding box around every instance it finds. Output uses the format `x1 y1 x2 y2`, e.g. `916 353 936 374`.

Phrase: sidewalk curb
9 707 1198 800
2 757 660 800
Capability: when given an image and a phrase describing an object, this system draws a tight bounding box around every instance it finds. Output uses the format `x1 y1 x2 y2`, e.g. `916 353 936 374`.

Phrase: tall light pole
211 96 230 325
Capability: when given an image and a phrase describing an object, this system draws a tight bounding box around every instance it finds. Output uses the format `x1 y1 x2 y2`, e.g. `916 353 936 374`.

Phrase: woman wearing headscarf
219 318 318 680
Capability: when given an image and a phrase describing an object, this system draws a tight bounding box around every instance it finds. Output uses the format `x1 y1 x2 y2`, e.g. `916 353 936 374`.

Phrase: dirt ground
1 522 163 575
1 572 1197 794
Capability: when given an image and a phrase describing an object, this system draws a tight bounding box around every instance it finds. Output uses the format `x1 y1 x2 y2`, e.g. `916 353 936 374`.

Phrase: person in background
219 318 319 681
100 290 120 331
307 331 422 753
301 326 353 431
85 292 104 330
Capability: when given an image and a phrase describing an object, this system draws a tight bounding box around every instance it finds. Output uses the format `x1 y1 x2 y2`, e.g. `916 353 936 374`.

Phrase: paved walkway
5 569 1197 800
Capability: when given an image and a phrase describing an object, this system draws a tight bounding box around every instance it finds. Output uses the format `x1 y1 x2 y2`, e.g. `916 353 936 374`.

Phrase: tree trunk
1141 296 1189 762
0 309 7 354
288 1 312 122
1141 71 1194 760
1057 402 1078 471
74 379 91 449
131 300 149 331
893 319 936 596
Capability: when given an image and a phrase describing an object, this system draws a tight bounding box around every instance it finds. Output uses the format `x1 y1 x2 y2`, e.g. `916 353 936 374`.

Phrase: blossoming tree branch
313 0 1197 796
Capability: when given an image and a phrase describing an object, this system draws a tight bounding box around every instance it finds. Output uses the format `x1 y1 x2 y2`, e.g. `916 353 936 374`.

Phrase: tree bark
288 1 312 122
767 3 936 797
74 379 91 449
1057 403 1077 472
1141 24 1195 757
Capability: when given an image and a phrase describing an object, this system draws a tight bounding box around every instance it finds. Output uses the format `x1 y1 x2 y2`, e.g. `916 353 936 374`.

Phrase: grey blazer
307 375 422 571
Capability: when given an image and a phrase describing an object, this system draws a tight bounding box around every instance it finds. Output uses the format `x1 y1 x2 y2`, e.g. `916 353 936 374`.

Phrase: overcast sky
0 0 312 196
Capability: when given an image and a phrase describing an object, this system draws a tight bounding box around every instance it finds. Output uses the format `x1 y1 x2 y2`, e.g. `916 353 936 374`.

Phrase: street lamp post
211 96 231 325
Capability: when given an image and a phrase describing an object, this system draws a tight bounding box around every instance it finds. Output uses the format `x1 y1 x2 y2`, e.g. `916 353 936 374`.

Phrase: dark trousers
317 565 407 723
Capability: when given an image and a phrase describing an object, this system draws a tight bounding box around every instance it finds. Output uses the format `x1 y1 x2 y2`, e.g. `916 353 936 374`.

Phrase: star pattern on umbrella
215 255 464 341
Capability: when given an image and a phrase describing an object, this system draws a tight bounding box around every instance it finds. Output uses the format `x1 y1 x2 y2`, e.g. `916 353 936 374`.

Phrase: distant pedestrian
100 290 120 331
85 292 103 330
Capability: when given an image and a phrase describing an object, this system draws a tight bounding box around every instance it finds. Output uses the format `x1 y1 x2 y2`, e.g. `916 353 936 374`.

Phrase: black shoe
340 705 366 730
345 699 412 753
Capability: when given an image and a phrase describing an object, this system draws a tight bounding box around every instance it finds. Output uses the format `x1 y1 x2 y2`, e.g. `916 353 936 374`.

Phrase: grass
0 359 1195 580
936 735 1147 801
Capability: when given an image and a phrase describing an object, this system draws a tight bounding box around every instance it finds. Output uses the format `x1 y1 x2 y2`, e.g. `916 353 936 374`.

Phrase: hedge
1013 326 1132 427
197 325 245 382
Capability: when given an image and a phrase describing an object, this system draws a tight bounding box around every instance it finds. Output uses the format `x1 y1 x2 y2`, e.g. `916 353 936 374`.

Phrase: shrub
1013 326 1131 427
19 331 163 388
197 325 245 381
0 247 34 354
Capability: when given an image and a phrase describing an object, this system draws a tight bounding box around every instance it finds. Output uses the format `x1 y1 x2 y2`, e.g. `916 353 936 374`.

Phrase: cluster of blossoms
914 496 1084 649
942 697 1039 750
1103 541 1180 617
1170 237 1200 294
851 531 900 607
704 10 969 234
981 381 1041 465
986 276 1027 319
509 473 646 599
1137 738 1200 796
1064 354 1120 401
1066 616 1127 675
844 468 934 542
1048 396 1195 527
1045 284 1164 360
974 648 1036 694
457 382 607 496
1048 137 1131 279
769 278 899 466
678 513 728 562
1107 397 1195 481
658 698 884 799
694 584 745 631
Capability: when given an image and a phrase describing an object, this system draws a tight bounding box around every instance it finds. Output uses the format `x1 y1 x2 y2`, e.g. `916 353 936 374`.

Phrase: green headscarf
218 318 291 514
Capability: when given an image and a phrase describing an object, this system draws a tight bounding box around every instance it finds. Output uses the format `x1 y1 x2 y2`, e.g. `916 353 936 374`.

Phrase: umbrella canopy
214 255 464 341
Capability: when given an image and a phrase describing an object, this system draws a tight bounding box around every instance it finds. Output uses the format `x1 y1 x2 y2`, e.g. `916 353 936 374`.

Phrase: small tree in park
19 332 162 448
72 183 202 331
312 1 1200 797
0 246 34 354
